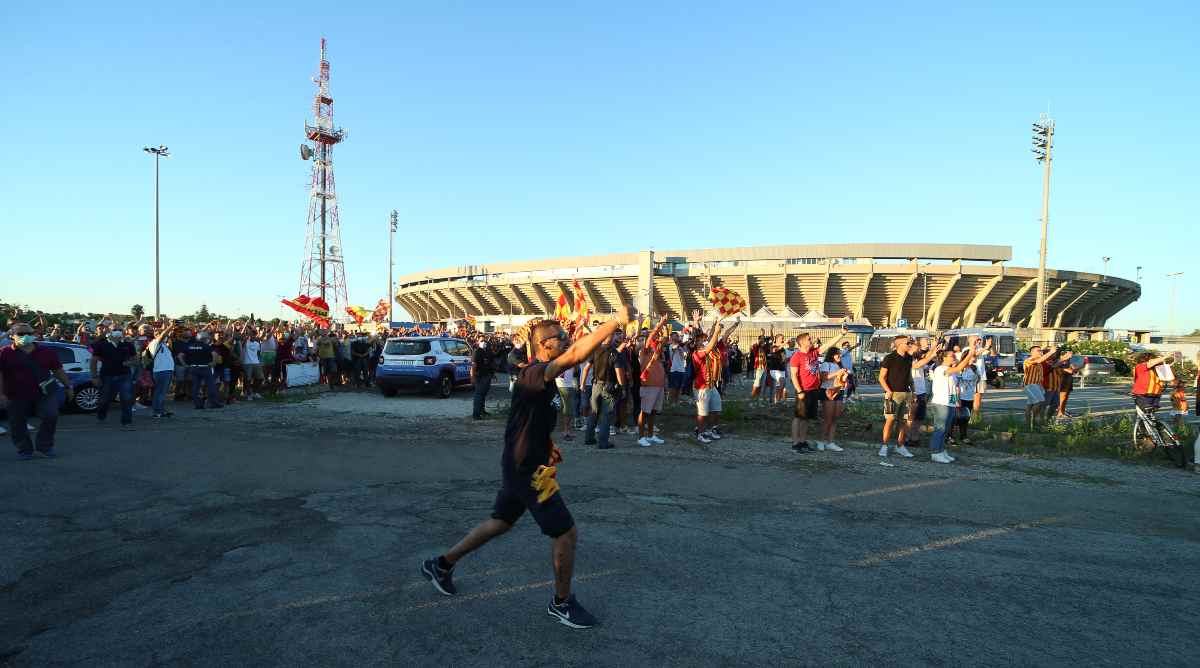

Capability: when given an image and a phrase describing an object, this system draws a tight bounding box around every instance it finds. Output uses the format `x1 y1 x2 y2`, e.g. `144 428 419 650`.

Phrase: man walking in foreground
0 322 74 459
422 306 636 629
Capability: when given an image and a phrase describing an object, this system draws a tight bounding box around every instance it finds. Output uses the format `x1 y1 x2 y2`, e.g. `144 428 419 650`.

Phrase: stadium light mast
1102 256 1111 275
388 210 397 325
1031 114 1055 338
143 145 169 318
1167 271 1183 335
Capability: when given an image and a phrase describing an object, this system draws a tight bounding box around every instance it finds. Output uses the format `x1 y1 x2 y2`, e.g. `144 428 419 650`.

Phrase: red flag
572 279 590 327
554 288 571 323
370 299 389 323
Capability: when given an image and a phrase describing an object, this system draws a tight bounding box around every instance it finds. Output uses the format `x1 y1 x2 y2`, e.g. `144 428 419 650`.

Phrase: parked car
375 337 473 398
1077 355 1117 380
33 341 101 412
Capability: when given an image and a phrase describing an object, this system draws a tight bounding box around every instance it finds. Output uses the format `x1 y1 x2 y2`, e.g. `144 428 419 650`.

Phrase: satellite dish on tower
300 144 313 160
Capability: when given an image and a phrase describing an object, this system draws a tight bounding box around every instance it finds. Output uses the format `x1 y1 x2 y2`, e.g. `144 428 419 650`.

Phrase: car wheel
437 373 453 399
380 384 398 398
73 385 101 412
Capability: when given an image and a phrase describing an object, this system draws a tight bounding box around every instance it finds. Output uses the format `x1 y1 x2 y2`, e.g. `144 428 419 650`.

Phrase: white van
940 325 1018 371
863 328 932 365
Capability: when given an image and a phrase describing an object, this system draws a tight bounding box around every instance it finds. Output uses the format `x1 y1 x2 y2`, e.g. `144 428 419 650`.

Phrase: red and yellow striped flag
554 288 572 323
572 279 590 327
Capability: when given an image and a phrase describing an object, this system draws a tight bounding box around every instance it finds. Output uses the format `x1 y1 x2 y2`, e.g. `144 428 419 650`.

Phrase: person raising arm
421 305 636 631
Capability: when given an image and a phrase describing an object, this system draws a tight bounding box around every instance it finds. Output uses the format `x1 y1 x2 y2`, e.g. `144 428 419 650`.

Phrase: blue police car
376 336 473 398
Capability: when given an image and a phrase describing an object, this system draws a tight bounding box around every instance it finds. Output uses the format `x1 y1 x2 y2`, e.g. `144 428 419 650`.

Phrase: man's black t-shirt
180 341 214 366
589 345 624 385
350 339 369 357
92 340 136 377
473 346 495 376
766 349 785 372
880 351 914 392
502 363 557 485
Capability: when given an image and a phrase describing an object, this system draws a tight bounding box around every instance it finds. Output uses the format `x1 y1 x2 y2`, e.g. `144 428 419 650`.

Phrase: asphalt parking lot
2 389 1198 667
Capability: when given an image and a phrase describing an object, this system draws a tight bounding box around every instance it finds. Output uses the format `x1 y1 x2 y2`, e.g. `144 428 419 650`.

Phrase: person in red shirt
1131 351 1172 412
788 328 853 453
691 315 738 444
0 322 74 459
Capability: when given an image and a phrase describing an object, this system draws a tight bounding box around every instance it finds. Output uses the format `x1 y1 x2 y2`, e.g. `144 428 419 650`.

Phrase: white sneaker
254 393 264 400
896 445 915 458
649 436 664 445
814 441 826 451
931 452 953 464
0 425 6 435
824 442 844 452
877 445 890 457
637 437 652 448
609 427 617 436
653 426 661 434
944 452 957 462
27 423 36 432
707 430 722 440
696 433 712 444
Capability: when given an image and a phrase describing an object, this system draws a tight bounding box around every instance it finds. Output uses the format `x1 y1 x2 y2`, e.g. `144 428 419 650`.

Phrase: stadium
393 243 1139 332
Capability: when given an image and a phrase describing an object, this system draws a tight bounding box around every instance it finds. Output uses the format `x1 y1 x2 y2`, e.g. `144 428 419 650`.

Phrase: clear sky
5 1 1197 331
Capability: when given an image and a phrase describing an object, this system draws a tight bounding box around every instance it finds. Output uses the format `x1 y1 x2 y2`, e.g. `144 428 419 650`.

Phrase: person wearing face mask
0 323 74 459
89 327 138 428
181 331 223 409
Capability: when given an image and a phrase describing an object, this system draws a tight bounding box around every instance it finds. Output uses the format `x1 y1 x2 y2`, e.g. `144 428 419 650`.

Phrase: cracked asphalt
2 391 1198 667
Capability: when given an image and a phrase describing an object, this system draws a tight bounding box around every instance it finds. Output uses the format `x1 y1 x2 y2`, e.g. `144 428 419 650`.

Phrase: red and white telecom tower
298 37 349 319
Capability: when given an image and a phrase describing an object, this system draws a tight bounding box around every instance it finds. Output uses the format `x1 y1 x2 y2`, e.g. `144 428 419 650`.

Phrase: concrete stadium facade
393 244 1139 331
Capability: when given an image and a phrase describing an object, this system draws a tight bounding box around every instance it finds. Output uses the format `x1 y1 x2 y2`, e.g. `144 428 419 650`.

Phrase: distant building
395 243 1139 331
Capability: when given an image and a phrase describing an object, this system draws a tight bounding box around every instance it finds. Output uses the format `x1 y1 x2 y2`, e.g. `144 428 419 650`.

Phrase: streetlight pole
388 210 397 325
143 145 170 318
1167 272 1183 335
1031 114 1054 339
1102 256 1111 275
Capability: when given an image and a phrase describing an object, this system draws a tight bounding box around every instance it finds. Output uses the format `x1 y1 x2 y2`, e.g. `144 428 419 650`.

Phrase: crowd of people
4 309 1198 473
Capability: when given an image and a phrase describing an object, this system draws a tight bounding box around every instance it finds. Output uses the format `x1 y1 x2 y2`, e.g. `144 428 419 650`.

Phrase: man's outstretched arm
545 306 635 381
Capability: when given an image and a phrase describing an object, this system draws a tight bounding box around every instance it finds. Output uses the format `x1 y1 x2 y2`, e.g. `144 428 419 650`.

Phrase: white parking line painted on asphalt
398 569 622 614
812 479 958 505
215 567 622 620
850 515 1067 567
217 565 523 620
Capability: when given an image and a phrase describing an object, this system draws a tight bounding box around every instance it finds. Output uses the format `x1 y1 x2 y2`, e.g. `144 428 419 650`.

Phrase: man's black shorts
794 390 821 420
492 483 575 538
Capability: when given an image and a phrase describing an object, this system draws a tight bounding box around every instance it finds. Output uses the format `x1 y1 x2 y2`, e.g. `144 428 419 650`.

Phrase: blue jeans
7 387 64 453
190 366 222 408
585 382 616 448
929 403 957 453
97 375 134 424
152 370 174 415
473 375 492 418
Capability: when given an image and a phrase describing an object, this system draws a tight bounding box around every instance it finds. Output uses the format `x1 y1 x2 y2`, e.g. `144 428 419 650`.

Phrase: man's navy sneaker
547 594 598 629
17 452 34 461
39 449 57 459
421 557 456 596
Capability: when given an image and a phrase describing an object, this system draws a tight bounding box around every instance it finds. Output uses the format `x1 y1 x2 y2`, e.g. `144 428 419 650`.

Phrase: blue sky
5 1 1197 331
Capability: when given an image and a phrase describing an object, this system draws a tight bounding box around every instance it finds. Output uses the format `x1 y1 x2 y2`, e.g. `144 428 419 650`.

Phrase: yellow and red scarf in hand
531 442 564 503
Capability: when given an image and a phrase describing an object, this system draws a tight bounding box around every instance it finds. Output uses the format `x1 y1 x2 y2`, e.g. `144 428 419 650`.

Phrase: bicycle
1132 402 1188 468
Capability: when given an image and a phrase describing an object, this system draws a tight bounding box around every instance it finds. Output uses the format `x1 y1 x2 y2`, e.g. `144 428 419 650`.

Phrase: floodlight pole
388 210 397 325
1032 115 1054 341
1167 272 1183 335
143 145 170 318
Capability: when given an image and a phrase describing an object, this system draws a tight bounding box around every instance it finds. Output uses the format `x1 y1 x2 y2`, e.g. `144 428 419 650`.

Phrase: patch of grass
990 461 1123 486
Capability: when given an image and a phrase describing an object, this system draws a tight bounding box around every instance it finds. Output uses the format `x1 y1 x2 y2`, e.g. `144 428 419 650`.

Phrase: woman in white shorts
816 348 849 452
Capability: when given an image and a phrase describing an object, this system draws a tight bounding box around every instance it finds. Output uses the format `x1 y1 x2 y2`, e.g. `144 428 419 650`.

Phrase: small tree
196 304 212 321
131 304 145 319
